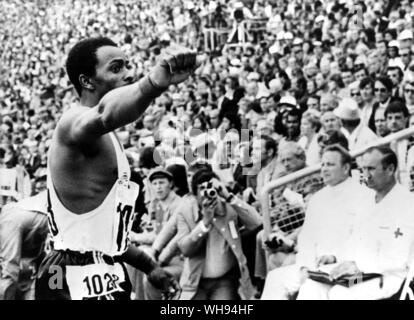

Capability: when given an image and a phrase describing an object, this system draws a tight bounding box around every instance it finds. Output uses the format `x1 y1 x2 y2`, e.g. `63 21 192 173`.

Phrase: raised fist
149 46 203 88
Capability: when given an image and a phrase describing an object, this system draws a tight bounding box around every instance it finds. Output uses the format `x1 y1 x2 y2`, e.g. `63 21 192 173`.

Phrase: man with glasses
403 81 414 115
349 81 363 108
359 78 375 127
368 77 393 132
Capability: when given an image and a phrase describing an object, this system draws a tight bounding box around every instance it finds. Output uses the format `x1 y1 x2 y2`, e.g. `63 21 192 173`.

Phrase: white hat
333 98 360 120
388 40 400 49
398 29 413 41
279 95 297 108
276 31 285 41
230 58 242 67
284 32 293 40
247 72 260 81
388 58 405 72
269 43 279 54
292 38 303 46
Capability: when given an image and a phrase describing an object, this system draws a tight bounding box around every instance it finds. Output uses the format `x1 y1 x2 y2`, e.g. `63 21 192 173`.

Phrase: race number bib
66 263 126 300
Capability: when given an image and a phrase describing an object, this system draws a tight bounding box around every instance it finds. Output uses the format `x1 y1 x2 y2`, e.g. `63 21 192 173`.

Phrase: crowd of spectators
2 0 414 300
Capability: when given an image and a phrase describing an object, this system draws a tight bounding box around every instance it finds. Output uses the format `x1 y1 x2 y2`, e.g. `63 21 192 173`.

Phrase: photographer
176 169 262 300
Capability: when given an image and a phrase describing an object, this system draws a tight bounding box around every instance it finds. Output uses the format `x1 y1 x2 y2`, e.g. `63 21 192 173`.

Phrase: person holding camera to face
176 169 262 300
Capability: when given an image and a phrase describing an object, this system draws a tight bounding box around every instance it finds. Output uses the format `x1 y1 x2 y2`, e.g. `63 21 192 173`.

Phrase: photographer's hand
211 178 230 199
201 197 217 227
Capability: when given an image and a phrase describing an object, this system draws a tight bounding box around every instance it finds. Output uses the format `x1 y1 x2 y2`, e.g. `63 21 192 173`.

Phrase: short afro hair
66 37 118 96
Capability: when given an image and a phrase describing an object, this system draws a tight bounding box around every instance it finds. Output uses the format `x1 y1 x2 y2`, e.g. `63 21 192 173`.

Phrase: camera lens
208 189 217 198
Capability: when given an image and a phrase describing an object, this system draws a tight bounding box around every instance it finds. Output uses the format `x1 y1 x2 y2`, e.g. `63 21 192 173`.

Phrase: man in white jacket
261 145 372 300
297 146 414 299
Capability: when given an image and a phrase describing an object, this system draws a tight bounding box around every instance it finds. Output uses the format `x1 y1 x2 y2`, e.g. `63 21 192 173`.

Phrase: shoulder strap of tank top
109 132 130 180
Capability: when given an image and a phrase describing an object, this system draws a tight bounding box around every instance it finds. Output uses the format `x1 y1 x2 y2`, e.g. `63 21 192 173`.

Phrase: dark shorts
35 249 132 300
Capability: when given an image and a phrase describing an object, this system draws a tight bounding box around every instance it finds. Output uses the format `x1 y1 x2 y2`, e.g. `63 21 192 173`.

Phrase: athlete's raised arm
56 39 202 146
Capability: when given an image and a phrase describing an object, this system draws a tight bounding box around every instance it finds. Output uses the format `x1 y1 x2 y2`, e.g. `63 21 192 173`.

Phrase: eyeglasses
405 88 414 94
351 91 361 97
374 88 387 93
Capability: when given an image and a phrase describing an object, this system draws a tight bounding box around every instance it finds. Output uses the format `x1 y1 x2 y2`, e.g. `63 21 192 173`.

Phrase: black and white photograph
1 0 414 306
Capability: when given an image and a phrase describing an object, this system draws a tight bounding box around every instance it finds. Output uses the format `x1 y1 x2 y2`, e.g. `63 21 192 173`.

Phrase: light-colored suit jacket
176 195 262 300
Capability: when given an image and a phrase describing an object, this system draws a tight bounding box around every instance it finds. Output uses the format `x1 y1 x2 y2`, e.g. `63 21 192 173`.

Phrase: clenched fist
149 46 203 88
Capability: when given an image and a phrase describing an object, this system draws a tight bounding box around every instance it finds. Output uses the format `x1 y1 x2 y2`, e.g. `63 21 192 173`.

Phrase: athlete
35 37 200 300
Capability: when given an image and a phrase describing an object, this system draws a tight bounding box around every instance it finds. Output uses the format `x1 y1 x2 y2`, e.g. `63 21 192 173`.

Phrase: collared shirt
202 203 237 278
347 184 414 277
150 191 182 234
296 178 373 269
256 158 280 195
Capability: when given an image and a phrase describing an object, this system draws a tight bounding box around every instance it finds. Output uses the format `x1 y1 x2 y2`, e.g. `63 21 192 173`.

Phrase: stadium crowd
2 0 414 300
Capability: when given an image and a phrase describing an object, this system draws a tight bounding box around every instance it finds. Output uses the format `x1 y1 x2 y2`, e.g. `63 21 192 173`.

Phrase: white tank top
46 133 139 257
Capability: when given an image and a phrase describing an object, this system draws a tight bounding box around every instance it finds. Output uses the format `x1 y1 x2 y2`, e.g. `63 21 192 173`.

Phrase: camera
202 187 218 200
200 181 218 200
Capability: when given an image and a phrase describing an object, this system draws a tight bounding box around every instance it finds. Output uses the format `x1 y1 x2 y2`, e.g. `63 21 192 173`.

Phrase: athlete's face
151 177 172 201
92 46 134 98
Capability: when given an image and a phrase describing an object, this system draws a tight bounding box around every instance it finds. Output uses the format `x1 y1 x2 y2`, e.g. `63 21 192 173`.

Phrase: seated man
297 146 414 300
255 142 324 281
176 169 262 300
261 145 372 299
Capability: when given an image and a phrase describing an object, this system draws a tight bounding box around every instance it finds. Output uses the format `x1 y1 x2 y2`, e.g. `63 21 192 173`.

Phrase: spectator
261 145 371 300
374 108 390 138
140 167 186 300
298 147 414 299
359 77 376 127
368 76 393 132
333 98 377 153
403 80 414 115
298 109 322 166
0 190 48 300
247 135 278 202
176 169 261 300
386 101 413 187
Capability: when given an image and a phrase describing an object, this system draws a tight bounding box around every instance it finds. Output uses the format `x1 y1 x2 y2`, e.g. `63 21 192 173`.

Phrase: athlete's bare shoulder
55 104 106 147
